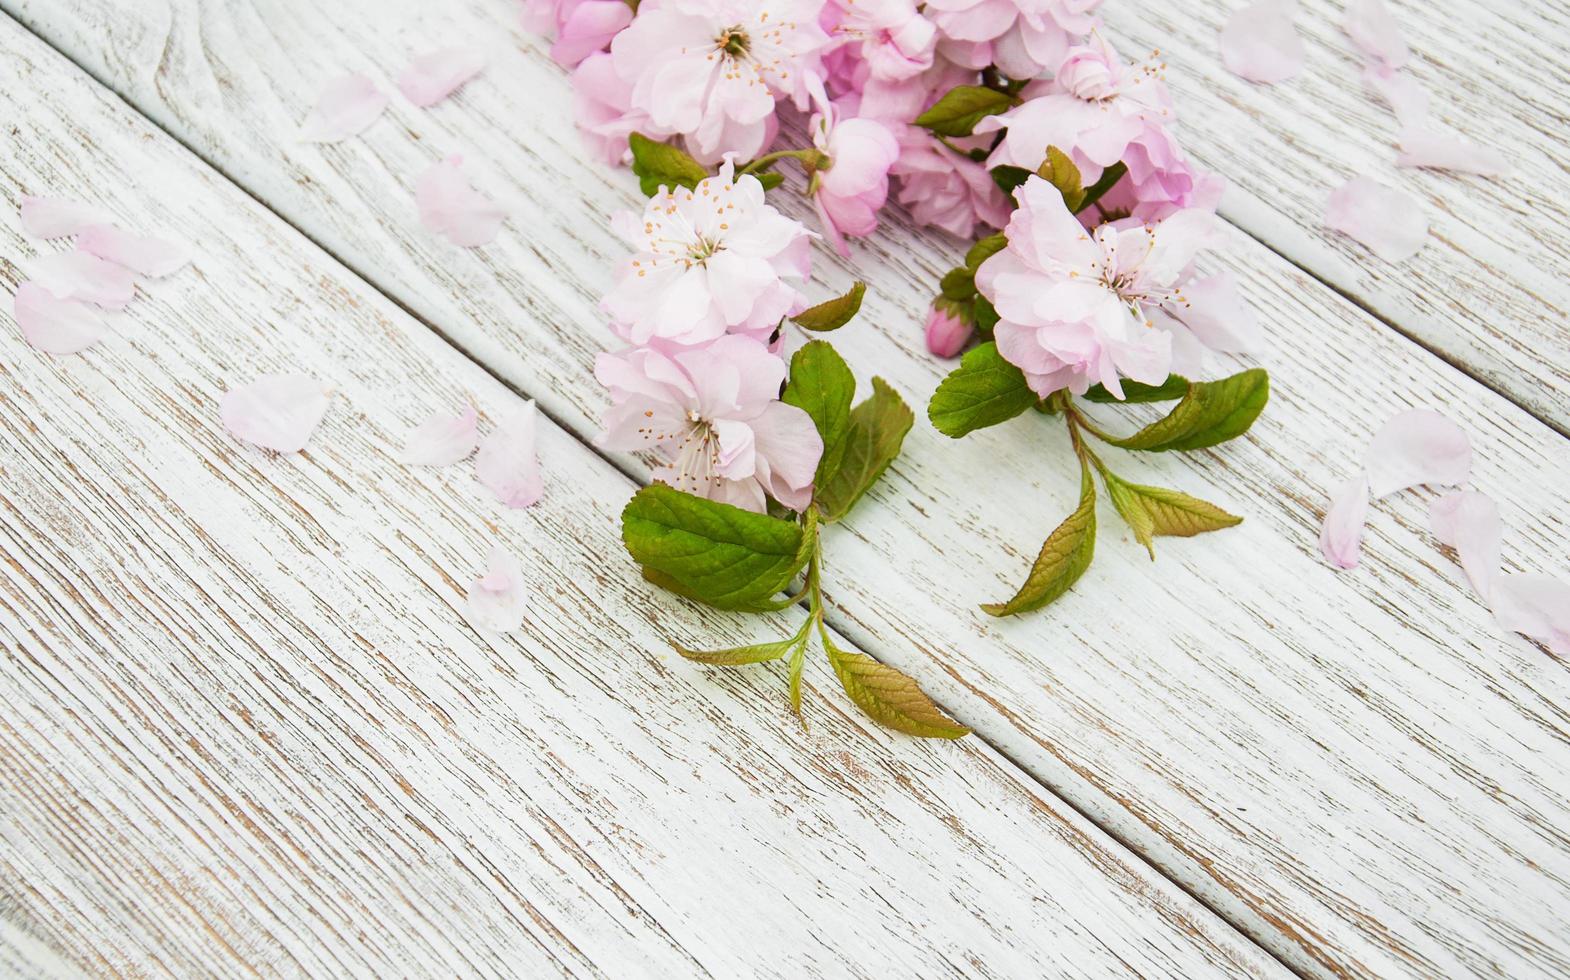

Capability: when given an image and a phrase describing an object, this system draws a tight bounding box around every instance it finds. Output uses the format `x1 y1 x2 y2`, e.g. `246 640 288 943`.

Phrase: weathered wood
7 1 1570 976
0 17 1282 978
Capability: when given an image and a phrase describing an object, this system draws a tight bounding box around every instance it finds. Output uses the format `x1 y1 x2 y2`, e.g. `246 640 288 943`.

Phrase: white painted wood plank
8 1 1570 975
0 18 1281 979
1097 0 1570 432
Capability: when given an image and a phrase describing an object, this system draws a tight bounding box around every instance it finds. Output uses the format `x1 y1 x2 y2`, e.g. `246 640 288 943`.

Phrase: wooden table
1 0 1566 975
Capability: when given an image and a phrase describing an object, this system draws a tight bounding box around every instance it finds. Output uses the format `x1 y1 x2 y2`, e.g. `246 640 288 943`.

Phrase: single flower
596 335 823 512
808 89 900 256
922 0 1103 79
924 301 974 358
821 0 936 89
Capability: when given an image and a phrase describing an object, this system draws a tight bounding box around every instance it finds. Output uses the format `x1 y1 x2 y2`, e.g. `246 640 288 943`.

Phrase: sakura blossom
891 131 1011 239
978 176 1253 399
923 0 1104 80
596 336 823 512
925 303 973 358
808 90 901 255
601 162 814 347
570 52 646 166
821 0 937 88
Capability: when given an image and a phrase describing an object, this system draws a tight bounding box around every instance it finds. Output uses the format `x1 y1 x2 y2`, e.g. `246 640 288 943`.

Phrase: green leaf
675 634 803 666
939 267 976 302
1100 472 1242 559
991 165 1031 194
983 463 1097 617
821 631 969 739
787 640 808 714
1094 369 1270 452
1077 160 1127 214
783 341 856 488
622 485 808 610
1039 145 1084 212
915 85 1019 137
972 295 999 335
1082 374 1191 403
816 378 914 523
927 341 1035 438
628 133 709 197
755 171 785 191
791 281 865 331
965 233 1008 270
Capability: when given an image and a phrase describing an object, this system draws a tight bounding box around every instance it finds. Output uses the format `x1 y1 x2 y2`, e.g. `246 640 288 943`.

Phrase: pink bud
924 304 973 359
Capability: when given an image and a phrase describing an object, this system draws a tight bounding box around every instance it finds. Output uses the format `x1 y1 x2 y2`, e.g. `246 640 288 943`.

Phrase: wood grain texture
6 1 1570 976
0 19 1283 979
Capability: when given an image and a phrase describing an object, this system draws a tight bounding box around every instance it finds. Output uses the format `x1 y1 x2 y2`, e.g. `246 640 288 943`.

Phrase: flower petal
397 47 487 107
1396 127 1511 176
1429 491 1501 600
29 249 136 309
1220 0 1305 84
1324 177 1428 262
476 401 543 508
466 545 528 633
416 155 506 247
77 224 191 277
1361 64 1429 127
1319 473 1370 570
1492 575 1570 655
220 374 334 453
1364 408 1471 498
12 282 110 355
299 73 389 142
1343 0 1409 67
19 195 110 239
399 405 479 466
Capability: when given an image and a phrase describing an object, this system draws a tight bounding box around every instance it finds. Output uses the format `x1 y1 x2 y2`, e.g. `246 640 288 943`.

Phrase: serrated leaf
783 341 855 487
915 85 1019 137
939 267 975 302
1082 375 1191 403
675 634 803 665
1101 472 1242 559
1096 369 1270 452
984 463 1096 616
991 164 1031 194
1039 145 1085 211
623 485 808 610
815 378 913 522
927 341 1035 438
755 171 784 191
791 281 865 331
965 233 1008 270
821 633 969 739
628 133 709 197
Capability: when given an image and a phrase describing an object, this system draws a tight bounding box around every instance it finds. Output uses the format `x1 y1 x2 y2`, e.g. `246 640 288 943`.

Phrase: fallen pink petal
399 405 480 466
476 401 543 508
77 224 191 278
1429 491 1501 600
1324 177 1428 262
299 73 389 142
1364 408 1472 498
1362 64 1430 126
1319 473 1371 570
1219 0 1305 85
221 374 334 453
416 154 506 247
1343 0 1409 68
465 545 528 633
1492 575 1570 655
397 47 488 107
12 281 110 355
19 195 110 239
1397 127 1511 176
29 249 137 309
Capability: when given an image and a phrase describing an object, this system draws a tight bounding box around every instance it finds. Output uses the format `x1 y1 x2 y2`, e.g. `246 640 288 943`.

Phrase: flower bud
925 302 974 359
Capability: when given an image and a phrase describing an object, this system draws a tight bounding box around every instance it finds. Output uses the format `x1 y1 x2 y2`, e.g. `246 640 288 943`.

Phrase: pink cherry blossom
891 130 1011 239
978 176 1248 399
552 1 635 67
602 162 813 347
923 0 1103 79
596 336 823 512
808 91 900 256
925 303 973 358
821 0 936 90
610 0 829 163
571 52 646 166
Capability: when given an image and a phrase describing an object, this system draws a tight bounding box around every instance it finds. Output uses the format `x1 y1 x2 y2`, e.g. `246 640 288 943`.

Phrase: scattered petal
221 374 334 453
1220 0 1305 84
29 249 136 309
1364 408 1471 498
416 154 506 247
399 405 479 465
1362 64 1429 126
476 401 543 508
1397 126 1511 176
1493 575 1570 655
1324 177 1428 262
1429 491 1501 600
398 47 487 107
19 195 110 238
12 282 110 355
465 545 528 633
77 225 191 277
1343 0 1408 67
299 74 389 142
1319 473 1370 570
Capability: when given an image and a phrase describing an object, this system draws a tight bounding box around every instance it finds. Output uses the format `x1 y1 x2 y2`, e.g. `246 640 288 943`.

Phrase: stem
739 148 826 177
1064 399 1118 445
